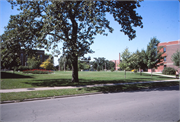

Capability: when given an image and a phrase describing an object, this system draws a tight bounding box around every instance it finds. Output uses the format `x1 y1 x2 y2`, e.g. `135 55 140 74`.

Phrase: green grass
1 81 179 102
1 71 176 89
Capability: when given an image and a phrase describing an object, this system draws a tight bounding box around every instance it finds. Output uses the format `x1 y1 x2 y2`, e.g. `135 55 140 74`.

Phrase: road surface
1 86 179 122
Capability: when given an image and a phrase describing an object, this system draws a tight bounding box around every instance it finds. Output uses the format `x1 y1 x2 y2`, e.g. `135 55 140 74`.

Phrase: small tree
128 49 147 75
171 50 180 67
120 47 132 78
144 37 165 78
119 61 128 78
40 59 54 70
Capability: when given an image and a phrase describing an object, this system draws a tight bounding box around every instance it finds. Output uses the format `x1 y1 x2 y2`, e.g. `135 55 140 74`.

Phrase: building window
164 56 166 61
40 55 43 62
163 47 166 52
20 53 23 65
25 55 28 66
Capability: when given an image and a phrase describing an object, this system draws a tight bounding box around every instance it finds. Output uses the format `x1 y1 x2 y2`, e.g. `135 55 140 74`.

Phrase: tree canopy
145 37 164 69
2 0 143 82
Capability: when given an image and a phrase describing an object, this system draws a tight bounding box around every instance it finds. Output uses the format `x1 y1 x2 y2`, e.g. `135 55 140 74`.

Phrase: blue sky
0 1 179 66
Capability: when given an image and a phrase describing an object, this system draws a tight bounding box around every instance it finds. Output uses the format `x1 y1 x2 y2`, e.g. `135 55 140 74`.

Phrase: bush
111 68 115 72
162 67 176 75
23 69 53 74
18 66 31 71
40 59 54 70
27 56 41 69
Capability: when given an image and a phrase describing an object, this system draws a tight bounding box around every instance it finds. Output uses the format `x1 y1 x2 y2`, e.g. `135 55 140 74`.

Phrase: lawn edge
0 92 102 104
1 84 179 104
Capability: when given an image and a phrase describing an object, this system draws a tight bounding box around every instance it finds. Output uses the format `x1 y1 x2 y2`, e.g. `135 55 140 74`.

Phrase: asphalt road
1 86 180 122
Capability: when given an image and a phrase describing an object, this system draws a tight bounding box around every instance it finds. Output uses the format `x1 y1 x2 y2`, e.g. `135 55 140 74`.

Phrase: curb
0 92 102 104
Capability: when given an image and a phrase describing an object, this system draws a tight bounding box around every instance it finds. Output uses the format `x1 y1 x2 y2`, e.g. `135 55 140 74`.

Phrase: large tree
3 1 143 82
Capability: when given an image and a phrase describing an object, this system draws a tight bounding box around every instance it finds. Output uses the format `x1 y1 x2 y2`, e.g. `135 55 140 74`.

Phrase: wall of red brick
110 53 121 71
155 40 180 72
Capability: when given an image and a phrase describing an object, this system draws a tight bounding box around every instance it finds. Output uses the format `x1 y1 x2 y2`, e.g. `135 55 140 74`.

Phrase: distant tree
93 57 110 71
4 1 143 82
109 61 115 69
27 56 41 69
91 61 97 70
121 48 131 62
120 47 132 78
58 55 72 71
171 50 180 67
78 56 91 71
128 49 147 75
144 37 165 78
128 52 139 70
119 61 128 78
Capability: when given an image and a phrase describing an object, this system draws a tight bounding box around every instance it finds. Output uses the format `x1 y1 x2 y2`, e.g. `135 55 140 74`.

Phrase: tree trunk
72 56 79 82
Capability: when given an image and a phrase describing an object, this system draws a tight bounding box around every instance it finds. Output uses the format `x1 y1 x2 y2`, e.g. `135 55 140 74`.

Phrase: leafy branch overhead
6 1 143 56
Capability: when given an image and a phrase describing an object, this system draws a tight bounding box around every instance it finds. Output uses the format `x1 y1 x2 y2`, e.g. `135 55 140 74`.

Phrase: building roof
158 40 180 46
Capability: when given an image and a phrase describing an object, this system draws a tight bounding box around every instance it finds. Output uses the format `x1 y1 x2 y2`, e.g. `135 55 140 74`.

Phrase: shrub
40 59 54 70
111 67 115 72
18 66 30 71
162 67 176 75
23 69 53 74
27 56 41 69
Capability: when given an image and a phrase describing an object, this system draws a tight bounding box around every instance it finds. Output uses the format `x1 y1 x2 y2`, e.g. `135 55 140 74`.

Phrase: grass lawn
1 81 179 102
1 71 176 89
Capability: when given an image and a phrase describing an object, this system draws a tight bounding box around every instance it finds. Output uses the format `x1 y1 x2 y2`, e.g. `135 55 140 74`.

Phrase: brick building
154 40 180 72
20 50 49 66
110 53 121 71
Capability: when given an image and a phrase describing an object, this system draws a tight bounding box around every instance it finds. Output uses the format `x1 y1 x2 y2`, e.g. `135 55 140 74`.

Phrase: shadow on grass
84 82 179 93
1 72 33 79
24 79 126 87
24 76 175 87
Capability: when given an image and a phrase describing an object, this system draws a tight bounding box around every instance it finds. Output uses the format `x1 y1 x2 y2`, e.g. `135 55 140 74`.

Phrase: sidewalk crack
32 110 37 122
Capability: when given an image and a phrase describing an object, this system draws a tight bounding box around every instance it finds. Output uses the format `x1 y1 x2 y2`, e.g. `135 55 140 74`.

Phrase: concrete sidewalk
0 79 179 93
143 72 178 78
